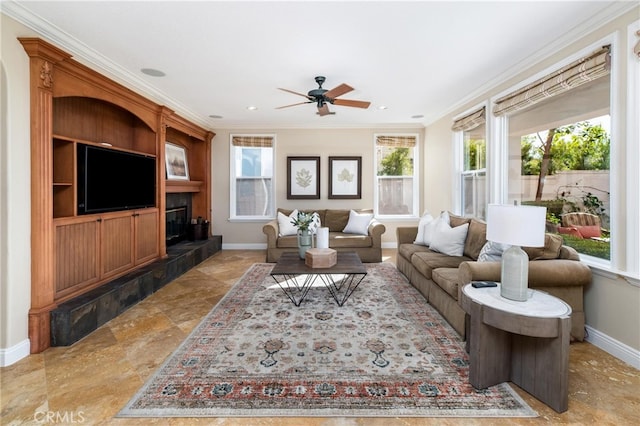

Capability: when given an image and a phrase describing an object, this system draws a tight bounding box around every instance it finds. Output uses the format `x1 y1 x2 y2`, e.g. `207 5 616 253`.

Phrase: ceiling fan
277 76 371 116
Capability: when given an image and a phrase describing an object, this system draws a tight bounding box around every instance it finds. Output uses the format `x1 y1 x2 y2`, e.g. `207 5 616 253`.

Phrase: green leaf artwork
296 168 312 188
337 168 354 183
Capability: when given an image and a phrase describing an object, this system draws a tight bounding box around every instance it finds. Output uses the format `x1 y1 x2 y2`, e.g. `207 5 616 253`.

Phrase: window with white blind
230 135 275 219
374 134 418 217
494 45 612 261
453 107 487 219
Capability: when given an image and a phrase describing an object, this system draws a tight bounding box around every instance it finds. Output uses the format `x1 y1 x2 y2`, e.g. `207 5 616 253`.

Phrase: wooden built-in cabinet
20 38 214 353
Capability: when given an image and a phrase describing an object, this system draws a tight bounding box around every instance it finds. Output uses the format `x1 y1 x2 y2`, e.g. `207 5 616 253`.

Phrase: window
375 134 418 217
453 107 487 219
230 135 275 219
494 46 611 261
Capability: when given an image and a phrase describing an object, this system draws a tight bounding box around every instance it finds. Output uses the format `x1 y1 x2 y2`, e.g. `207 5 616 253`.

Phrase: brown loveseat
396 214 591 341
263 208 386 263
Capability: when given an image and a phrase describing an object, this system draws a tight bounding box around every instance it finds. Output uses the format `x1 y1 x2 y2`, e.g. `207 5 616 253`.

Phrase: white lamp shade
486 204 546 247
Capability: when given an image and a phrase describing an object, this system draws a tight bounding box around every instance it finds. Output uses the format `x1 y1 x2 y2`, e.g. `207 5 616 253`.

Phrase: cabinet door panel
135 209 159 264
55 220 99 298
101 214 134 278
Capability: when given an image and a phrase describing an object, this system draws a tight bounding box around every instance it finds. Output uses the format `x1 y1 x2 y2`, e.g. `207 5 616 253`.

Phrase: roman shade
376 135 417 147
231 136 274 147
452 107 486 132
493 45 611 117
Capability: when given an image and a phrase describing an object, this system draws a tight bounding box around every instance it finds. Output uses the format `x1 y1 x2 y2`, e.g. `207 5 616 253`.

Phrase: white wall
0 14 36 365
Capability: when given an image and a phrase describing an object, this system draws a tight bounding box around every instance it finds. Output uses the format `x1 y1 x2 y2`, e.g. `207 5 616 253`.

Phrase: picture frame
287 156 320 199
165 142 189 180
329 156 362 199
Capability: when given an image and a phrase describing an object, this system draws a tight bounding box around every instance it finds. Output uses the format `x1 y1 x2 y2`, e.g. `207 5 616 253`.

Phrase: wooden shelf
166 180 203 193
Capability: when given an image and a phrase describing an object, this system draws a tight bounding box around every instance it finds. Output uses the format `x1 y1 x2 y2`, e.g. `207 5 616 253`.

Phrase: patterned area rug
119 262 536 418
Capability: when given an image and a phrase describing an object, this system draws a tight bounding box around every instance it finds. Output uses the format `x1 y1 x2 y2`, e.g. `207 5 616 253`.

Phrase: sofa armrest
368 220 386 248
262 220 279 249
457 259 591 300
397 226 418 245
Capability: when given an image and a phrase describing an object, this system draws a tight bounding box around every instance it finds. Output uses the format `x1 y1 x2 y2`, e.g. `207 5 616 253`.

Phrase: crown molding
2 0 210 130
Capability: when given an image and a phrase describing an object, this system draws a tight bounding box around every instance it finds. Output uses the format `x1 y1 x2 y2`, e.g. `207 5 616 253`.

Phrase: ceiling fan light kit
277 76 371 116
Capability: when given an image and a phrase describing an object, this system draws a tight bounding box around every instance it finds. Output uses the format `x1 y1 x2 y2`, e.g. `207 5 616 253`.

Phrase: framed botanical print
287 156 320 199
329 156 361 199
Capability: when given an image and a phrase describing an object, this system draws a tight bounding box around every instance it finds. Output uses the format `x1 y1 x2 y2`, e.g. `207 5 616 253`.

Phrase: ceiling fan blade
276 101 313 109
333 99 371 109
317 104 331 116
323 83 353 99
278 88 313 100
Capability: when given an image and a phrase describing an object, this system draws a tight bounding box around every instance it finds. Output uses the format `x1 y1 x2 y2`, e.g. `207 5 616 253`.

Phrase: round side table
460 283 572 413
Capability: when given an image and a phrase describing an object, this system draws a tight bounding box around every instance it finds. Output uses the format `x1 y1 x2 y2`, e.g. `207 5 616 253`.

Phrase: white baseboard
0 339 30 367
585 325 640 370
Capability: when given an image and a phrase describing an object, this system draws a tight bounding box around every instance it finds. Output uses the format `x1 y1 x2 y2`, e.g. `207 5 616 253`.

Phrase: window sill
228 217 274 223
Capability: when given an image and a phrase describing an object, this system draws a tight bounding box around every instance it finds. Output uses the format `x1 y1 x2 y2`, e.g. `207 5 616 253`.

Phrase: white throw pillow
343 210 374 235
429 221 469 256
413 211 434 245
309 212 321 234
277 209 299 236
423 211 450 246
477 241 511 262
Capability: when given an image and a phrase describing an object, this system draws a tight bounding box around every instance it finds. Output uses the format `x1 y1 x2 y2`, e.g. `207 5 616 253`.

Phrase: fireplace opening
166 206 188 246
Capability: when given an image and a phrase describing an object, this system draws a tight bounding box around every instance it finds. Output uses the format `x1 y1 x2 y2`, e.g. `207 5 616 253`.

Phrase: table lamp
486 204 547 301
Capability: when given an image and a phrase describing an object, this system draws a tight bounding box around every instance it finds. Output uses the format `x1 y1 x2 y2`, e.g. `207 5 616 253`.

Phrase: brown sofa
396 214 591 341
263 208 386 263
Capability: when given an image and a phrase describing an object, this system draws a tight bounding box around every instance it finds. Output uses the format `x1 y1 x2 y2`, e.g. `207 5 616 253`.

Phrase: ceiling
4 1 627 129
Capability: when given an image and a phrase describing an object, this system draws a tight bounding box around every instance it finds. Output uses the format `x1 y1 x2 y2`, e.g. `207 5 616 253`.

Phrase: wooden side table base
462 284 571 413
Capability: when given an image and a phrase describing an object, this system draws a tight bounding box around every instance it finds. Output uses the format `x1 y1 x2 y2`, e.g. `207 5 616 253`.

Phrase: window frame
489 34 638 276
373 133 420 218
228 134 276 221
453 103 489 219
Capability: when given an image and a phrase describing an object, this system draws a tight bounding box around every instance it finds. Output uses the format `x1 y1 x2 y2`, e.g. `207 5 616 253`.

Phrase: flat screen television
77 143 156 215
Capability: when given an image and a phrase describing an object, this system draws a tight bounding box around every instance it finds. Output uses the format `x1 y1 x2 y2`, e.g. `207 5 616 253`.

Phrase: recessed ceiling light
411 114 424 119
140 68 166 77
247 106 258 111
209 115 223 119
377 105 388 110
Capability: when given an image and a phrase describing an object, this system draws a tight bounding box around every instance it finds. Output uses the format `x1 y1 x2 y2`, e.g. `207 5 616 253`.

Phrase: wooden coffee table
270 252 367 306
460 283 572 413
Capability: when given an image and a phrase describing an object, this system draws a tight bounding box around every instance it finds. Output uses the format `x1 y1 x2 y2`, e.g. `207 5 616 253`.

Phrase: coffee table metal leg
271 273 317 306
318 273 367 306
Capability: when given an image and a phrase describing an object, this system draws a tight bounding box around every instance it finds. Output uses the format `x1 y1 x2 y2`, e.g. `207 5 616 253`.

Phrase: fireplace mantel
166 180 203 193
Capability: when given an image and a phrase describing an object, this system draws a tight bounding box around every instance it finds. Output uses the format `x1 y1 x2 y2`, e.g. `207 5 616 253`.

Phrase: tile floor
1 249 639 425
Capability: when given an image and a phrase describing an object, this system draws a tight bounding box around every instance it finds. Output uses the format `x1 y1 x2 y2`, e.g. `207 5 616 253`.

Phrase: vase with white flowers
291 212 315 259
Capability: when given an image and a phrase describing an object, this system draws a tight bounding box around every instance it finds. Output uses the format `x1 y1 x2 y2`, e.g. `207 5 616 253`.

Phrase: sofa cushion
429 222 469 256
411 250 470 280
523 233 563 260
330 233 373 248
324 209 351 232
449 212 471 228
413 211 435 245
477 240 510 262
423 211 450 245
343 210 373 235
398 243 431 260
432 268 461 300
277 209 299 236
463 219 487 260
278 208 327 227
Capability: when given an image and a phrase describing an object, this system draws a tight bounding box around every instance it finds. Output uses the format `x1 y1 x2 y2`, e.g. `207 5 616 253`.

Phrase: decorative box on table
305 248 337 268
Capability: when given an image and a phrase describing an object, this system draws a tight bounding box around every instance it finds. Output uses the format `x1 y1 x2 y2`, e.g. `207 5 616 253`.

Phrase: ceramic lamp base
500 245 529 301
